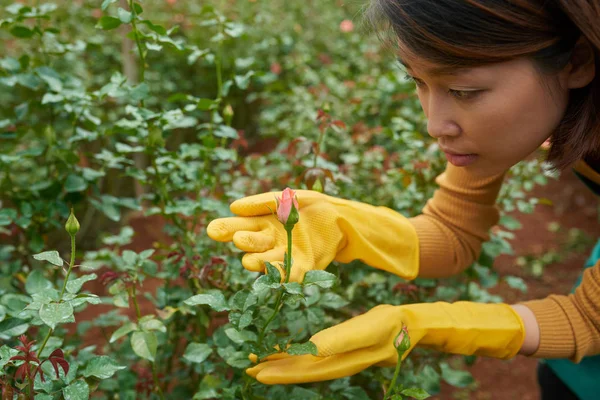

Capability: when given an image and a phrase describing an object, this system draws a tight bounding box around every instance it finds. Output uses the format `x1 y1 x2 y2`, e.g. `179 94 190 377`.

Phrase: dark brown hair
366 0 600 170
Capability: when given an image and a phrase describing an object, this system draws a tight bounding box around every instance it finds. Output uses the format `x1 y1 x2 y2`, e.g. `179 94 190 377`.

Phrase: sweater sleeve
522 262 600 361
409 163 506 278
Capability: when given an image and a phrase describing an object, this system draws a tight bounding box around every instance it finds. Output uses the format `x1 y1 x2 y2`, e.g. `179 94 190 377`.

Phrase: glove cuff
404 302 525 359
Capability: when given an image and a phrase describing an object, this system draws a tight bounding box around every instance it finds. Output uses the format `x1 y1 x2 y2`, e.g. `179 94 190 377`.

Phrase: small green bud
394 326 410 357
223 104 234 126
65 208 80 236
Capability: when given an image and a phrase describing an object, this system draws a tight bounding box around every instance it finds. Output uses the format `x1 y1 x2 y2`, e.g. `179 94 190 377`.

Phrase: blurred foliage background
0 1 554 399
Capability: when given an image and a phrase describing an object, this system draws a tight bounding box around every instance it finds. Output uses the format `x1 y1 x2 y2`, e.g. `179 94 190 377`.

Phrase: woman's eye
448 89 480 100
403 74 424 87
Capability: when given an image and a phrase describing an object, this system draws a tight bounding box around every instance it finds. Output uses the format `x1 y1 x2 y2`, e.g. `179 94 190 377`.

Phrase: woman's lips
443 151 479 167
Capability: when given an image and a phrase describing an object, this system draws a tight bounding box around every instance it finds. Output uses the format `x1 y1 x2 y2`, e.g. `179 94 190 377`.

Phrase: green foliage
0 0 555 399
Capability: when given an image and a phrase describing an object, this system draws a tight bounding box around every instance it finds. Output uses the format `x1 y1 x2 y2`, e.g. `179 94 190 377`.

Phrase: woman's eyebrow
397 58 472 77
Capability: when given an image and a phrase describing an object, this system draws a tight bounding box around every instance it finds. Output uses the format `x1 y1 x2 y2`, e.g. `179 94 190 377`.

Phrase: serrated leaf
109 322 137 343
131 331 157 361
400 388 431 400
63 379 89 400
25 270 53 294
286 341 317 356
252 274 280 293
238 310 253 330
33 251 63 267
184 291 229 312
140 318 166 333
283 282 303 295
66 274 97 294
225 328 257 344
83 356 125 379
303 270 337 289
265 262 281 283
183 343 212 364
40 301 74 329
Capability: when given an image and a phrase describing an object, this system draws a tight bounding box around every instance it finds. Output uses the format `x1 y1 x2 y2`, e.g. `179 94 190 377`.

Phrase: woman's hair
366 0 600 170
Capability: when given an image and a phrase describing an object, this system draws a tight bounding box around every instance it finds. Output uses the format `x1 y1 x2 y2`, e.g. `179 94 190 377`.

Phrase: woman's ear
565 36 596 89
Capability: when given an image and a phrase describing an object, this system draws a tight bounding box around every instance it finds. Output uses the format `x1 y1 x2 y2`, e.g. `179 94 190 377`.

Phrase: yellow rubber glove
246 301 525 384
206 190 419 282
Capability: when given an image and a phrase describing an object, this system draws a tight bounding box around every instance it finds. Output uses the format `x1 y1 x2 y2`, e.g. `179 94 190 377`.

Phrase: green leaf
10 26 34 38
499 215 522 231
252 274 280 293
505 276 528 293
65 174 88 193
238 310 253 330
39 301 74 329
63 379 90 400
243 293 258 312
183 342 213 364
0 345 19 370
110 322 137 343
36 66 62 91
286 341 317 356
33 251 63 267
66 274 98 294
340 386 370 400
117 7 132 23
0 208 17 226
400 388 431 400
25 270 53 294
283 282 303 295
131 331 157 361
197 98 216 110
83 356 125 379
139 317 166 333
184 290 229 312
97 16 121 30
101 0 117 9
265 262 281 283
303 270 337 289
318 292 349 309
234 71 254 90
225 328 257 344
440 362 474 388
0 317 29 338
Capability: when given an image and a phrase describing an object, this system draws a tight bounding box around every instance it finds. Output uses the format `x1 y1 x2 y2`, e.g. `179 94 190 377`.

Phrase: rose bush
0 0 554 399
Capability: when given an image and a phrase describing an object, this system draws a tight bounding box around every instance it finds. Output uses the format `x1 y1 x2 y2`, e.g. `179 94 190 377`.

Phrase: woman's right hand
207 189 420 282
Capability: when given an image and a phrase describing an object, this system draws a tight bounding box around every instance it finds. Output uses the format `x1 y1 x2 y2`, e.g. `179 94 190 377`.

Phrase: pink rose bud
340 19 354 33
394 326 410 357
276 188 300 227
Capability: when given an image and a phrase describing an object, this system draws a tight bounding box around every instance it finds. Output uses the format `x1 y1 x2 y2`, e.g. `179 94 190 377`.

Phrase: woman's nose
422 94 461 139
427 117 461 139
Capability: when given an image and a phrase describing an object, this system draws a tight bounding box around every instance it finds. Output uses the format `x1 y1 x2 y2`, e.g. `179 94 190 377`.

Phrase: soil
439 168 600 400
75 166 599 399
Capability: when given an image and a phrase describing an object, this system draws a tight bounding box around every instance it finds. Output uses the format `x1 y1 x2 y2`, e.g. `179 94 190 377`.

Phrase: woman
207 1 600 398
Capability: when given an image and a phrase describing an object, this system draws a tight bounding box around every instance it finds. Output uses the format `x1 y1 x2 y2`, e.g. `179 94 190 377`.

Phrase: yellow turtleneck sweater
409 163 600 362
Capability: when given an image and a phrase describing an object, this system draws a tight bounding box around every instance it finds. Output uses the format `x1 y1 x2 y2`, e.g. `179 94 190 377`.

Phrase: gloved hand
206 190 419 282
246 301 525 384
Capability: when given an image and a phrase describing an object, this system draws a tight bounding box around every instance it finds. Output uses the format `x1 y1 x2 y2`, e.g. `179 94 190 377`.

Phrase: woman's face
402 56 570 177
